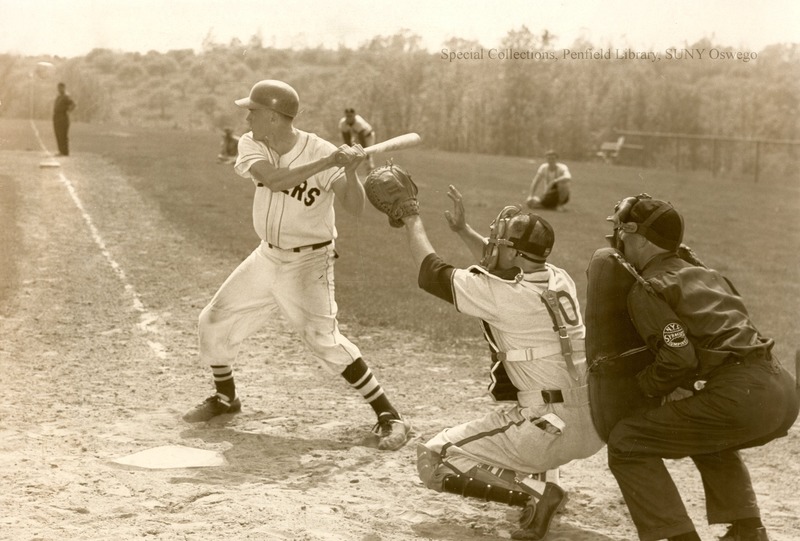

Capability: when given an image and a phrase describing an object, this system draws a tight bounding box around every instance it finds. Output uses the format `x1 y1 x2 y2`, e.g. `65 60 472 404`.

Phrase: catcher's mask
606 194 683 251
481 206 554 271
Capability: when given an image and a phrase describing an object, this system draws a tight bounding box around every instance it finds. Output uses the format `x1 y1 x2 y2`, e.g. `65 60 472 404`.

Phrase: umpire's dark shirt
627 253 773 397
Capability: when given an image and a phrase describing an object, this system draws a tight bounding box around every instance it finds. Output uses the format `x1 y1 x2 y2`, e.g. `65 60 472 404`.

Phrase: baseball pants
607 357 799 541
198 241 361 373
425 398 603 476
541 181 570 208
53 115 70 155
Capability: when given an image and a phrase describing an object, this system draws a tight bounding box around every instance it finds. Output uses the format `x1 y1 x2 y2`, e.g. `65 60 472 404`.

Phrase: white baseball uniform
198 130 361 373
532 162 571 193
422 262 604 476
338 114 374 144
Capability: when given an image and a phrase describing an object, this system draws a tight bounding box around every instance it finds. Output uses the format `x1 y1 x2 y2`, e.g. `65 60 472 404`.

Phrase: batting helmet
481 206 554 270
235 80 300 118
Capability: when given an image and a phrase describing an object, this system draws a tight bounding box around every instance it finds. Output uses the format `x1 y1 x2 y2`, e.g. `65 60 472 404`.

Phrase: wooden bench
596 136 644 164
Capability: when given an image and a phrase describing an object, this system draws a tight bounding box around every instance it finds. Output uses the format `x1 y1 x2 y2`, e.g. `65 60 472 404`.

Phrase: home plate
111 445 226 469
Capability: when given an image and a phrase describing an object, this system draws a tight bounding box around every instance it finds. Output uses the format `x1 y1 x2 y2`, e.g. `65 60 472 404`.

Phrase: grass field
4 118 799 364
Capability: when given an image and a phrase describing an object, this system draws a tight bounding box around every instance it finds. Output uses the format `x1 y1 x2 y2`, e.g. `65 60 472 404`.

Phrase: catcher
363 163 604 540
600 194 799 541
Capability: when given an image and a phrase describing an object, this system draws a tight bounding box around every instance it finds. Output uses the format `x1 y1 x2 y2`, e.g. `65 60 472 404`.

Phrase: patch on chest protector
663 322 689 347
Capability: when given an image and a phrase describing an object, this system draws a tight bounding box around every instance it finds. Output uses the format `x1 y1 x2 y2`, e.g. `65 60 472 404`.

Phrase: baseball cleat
182 394 241 423
372 412 413 451
511 482 568 540
719 525 769 541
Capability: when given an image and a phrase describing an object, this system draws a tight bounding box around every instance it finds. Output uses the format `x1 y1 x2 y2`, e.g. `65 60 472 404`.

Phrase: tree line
1 27 797 178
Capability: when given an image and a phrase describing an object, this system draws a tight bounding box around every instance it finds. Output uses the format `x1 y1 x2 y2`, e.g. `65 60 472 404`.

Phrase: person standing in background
52 82 75 157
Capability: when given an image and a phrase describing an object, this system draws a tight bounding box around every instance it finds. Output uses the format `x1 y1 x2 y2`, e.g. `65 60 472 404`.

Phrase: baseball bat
363 133 421 155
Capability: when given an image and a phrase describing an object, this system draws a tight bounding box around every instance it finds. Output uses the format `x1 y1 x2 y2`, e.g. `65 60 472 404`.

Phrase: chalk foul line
30 119 166 357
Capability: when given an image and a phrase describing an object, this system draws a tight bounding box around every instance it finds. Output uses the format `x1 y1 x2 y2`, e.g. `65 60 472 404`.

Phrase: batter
182 80 412 452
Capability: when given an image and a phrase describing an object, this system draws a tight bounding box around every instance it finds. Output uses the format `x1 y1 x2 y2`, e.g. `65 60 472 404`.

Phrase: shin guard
442 474 531 508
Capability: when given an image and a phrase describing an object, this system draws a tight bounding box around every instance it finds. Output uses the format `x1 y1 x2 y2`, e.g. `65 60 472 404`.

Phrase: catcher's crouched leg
416 444 533 507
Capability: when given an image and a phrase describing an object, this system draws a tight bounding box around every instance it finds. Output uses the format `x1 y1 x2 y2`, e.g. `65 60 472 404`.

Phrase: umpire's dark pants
53 114 70 155
607 357 798 541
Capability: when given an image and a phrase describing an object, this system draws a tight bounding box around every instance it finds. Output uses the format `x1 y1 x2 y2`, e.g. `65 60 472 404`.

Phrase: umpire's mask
606 195 643 251
607 193 683 252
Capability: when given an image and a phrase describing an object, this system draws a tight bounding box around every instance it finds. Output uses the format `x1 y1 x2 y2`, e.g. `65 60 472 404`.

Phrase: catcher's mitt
364 162 419 227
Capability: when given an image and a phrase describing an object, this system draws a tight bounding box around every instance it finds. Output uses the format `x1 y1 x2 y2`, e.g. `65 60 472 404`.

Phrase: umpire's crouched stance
604 195 798 541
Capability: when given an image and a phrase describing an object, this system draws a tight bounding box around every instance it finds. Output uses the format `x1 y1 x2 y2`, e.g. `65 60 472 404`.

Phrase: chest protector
584 247 660 441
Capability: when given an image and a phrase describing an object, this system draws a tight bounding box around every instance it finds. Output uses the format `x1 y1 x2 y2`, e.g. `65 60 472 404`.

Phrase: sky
1 0 798 58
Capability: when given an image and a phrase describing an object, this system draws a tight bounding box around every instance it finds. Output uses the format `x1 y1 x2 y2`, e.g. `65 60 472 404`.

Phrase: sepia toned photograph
1 1 798 540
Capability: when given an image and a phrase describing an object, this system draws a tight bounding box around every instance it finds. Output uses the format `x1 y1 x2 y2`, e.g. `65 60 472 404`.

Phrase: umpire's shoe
372 412 413 451
182 394 241 423
719 525 769 541
511 482 568 540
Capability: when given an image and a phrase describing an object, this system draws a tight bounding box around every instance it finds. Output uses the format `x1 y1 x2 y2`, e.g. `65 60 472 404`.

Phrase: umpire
605 195 798 541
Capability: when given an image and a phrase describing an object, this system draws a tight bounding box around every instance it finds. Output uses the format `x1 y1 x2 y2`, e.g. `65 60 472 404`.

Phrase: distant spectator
217 128 239 164
52 82 76 157
526 150 572 212
339 108 375 169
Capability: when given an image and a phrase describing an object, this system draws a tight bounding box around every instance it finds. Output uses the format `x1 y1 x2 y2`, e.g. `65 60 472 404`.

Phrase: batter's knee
299 328 329 357
198 305 231 352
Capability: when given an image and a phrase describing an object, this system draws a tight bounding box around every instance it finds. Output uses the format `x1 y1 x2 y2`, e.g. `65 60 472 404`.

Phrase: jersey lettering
282 182 320 207
286 181 307 200
542 290 580 329
555 290 580 325
304 188 320 206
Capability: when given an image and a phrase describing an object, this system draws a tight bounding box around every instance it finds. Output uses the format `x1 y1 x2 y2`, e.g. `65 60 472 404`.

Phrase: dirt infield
1 149 798 541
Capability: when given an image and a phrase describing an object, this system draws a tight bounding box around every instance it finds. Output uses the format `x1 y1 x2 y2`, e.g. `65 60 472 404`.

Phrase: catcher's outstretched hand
363 162 419 228
444 185 466 232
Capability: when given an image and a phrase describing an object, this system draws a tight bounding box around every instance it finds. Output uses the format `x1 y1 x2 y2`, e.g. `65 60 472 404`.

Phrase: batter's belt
266 240 332 253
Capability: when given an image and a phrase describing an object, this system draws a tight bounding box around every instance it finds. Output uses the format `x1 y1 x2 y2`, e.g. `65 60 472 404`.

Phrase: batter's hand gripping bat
335 133 421 165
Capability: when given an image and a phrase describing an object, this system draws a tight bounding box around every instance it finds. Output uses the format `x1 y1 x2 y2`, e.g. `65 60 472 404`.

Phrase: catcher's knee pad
416 444 454 491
